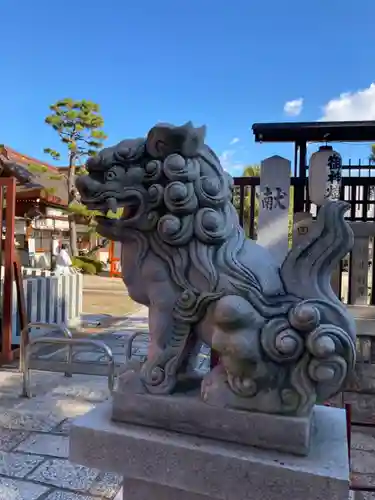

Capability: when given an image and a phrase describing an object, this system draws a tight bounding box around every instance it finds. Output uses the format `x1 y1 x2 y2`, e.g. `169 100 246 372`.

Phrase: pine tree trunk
69 217 78 256
68 153 78 256
87 238 109 257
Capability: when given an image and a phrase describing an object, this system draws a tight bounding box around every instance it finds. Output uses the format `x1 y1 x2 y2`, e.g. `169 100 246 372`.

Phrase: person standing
55 244 72 274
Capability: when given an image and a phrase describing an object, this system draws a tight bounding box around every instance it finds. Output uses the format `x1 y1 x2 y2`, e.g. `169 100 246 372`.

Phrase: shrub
72 257 97 275
81 262 97 275
71 256 83 269
77 255 104 273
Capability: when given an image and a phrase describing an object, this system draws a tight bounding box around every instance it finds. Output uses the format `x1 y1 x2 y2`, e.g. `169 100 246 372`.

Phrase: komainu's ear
86 139 145 173
146 122 206 159
85 155 100 173
85 145 117 173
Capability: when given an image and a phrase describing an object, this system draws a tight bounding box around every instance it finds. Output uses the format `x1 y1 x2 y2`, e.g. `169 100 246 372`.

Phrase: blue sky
1 0 375 176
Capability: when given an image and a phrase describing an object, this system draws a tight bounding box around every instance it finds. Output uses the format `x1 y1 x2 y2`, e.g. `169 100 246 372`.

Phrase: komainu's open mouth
81 189 144 223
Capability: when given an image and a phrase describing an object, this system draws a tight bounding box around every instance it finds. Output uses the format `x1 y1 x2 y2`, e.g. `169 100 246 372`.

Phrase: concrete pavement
0 307 210 499
2 300 375 498
0 369 120 499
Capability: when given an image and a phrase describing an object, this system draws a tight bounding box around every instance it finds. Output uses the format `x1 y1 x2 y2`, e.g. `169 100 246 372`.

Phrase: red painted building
0 146 92 264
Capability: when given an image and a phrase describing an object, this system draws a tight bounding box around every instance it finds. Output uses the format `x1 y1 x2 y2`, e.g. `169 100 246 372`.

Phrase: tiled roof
0 146 68 206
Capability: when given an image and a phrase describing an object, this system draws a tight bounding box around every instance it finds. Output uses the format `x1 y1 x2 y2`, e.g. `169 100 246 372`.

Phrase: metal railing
19 324 147 399
125 331 148 363
20 323 73 377
21 336 115 398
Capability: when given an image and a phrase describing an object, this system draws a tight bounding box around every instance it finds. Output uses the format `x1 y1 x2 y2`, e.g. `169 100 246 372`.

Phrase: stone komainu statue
76 122 356 417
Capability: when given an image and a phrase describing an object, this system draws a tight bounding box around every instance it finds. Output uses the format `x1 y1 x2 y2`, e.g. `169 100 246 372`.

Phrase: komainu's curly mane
141 144 265 295
85 123 276 298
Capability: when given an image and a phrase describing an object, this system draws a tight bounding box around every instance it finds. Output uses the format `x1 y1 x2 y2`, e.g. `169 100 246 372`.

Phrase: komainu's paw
201 365 230 406
117 360 148 394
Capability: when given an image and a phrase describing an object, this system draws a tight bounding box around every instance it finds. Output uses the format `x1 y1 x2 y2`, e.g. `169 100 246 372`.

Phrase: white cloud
229 164 245 175
321 83 375 121
219 150 244 174
230 137 240 145
284 98 304 117
219 150 234 170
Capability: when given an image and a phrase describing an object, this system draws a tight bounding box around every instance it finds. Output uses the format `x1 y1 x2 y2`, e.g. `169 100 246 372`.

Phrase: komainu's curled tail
275 200 356 413
281 200 356 341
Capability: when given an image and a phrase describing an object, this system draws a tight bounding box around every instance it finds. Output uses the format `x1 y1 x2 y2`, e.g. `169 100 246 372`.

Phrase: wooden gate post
109 240 122 278
2 178 16 362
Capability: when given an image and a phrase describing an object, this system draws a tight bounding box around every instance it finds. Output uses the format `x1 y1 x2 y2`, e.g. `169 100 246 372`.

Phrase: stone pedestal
70 402 350 500
112 389 313 456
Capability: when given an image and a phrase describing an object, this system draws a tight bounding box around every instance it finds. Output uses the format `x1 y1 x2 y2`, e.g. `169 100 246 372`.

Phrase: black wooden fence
233 172 375 306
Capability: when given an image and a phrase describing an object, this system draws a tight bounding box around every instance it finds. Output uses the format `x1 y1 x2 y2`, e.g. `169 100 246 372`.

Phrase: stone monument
71 122 355 500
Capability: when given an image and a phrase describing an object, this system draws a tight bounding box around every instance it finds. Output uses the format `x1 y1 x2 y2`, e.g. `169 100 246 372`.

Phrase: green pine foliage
44 98 107 166
27 163 48 174
43 98 107 255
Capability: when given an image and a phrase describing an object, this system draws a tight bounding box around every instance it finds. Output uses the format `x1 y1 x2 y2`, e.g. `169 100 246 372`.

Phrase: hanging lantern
308 146 342 206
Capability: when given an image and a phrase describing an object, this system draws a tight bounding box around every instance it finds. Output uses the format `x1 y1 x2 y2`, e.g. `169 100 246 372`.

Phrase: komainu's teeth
107 197 117 214
106 207 125 219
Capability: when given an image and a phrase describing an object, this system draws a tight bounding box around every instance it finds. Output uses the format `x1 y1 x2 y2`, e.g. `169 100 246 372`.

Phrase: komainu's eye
106 170 116 181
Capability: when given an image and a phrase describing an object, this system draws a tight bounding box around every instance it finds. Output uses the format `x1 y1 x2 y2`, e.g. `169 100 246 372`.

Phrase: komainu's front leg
119 282 181 395
147 293 176 360
140 277 191 394
141 251 180 359
123 252 191 394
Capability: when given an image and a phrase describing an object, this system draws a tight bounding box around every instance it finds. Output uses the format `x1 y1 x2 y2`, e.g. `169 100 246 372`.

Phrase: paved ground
0 304 150 499
4 307 210 499
0 369 121 500
6 275 375 499
351 424 375 497
82 275 140 317
1 371 375 499
82 276 126 293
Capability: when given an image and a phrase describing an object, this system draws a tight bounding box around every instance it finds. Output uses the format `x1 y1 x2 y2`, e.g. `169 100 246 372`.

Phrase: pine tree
43 98 107 255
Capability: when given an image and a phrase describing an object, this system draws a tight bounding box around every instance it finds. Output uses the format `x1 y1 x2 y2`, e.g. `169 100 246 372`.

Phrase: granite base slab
70 402 350 500
120 478 213 500
112 389 312 456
